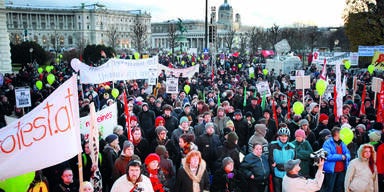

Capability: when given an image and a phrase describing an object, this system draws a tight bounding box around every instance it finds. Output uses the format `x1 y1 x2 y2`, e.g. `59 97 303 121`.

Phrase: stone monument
0 0 12 73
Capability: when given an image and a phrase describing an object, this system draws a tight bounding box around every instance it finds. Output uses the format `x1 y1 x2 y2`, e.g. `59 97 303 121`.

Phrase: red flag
376 82 384 123
359 84 366 116
320 58 327 80
287 91 293 120
333 85 338 121
123 90 132 141
272 99 278 128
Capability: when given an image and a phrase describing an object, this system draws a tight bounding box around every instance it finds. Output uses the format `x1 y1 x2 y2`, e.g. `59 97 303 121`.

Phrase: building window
68 36 73 44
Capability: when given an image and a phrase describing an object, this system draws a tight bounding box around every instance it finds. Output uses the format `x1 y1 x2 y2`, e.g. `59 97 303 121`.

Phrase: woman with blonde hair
344 143 379 192
82 181 94 192
175 150 210 192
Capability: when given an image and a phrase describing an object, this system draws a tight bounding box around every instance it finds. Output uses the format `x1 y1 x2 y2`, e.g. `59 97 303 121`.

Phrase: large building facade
5 3 151 51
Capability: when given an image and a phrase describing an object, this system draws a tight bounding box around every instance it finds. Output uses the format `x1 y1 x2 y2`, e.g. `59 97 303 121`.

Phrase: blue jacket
268 140 295 178
322 137 351 173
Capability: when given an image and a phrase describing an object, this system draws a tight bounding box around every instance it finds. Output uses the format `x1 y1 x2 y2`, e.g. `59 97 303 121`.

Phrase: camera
310 148 328 166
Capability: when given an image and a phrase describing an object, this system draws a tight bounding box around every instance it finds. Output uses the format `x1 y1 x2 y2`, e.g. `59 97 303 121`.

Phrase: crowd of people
1 52 384 192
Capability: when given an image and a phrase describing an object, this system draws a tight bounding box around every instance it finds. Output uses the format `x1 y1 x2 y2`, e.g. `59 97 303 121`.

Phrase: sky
9 0 346 27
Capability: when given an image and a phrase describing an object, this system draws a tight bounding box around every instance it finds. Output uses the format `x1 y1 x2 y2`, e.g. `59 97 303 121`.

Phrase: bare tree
306 26 320 52
131 20 147 53
267 24 280 50
248 27 266 54
75 32 87 59
167 22 178 58
239 33 248 55
107 25 119 49
223 30 236 52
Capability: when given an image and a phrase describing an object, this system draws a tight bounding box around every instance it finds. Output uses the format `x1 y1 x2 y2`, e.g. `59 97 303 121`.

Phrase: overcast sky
9 0 346 27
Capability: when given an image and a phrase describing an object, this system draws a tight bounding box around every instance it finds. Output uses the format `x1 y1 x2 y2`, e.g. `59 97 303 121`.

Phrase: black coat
210 168 246 192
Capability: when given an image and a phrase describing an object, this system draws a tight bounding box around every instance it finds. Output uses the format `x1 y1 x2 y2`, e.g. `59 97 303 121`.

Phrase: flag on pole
335 62 343 119
359 84 366 116
89 103 103 192
123 90 132 141
243 86 247 107
376 82 384 123
333 85 338 121
320 58 327 80
217 91 221 107
272 99 278 128
261 92 266 111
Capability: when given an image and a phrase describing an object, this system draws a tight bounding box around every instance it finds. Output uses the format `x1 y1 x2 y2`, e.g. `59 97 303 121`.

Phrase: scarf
148 169 164 192
183 159 206 192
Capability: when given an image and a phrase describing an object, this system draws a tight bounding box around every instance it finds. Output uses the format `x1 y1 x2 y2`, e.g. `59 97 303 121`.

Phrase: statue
177 18 187 34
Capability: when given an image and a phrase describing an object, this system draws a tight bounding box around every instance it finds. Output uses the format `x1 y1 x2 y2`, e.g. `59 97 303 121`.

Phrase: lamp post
205 0 208 50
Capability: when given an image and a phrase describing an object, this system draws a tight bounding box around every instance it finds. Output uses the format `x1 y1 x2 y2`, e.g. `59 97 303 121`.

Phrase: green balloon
293 101 304 115
38 67 43 74
59 54 63 59
340 127 353 145
36 80 43 90
134 52 140 60
368 65 375 74
45 66 52 73
0 171 35 192
111 88 119 99
263 69 269 76
344 60 351 69
184 85 191 94
316 79 327 96
47 74 55 85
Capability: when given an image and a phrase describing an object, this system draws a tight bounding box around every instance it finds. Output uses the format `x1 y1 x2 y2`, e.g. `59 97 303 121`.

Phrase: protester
143 153 168 192
320 127 351 192
344 143 378 192
240 143 270 192
175 151 210 192
82 181 94 192
211 157 245 192
102 134 120 192
282 158 325 192
155 145 176 192
110 160 154 192
54 168 79 192
292 129 313 177
112 140 141 180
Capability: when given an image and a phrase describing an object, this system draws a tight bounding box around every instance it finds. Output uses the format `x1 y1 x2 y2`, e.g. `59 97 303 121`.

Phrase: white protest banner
71 56 158 84
80 103 117 139
256 81 271 97
157 64 200 79
372 77 383 93
166 77 179 94
15 87 32 108
313 52 359 66
0 75 81 180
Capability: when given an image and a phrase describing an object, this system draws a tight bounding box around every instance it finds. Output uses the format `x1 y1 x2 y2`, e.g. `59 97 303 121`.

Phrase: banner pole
78 152 84 192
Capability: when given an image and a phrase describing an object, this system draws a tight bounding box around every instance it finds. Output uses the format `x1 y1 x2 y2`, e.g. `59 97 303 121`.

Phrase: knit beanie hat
254 124 267 137
319 113 329 122
145 153 160 165
319 129 331 139
227 132 239 144
113 125 123 134
105 134 118 144
372 122 383 131
179 116 189 124
155 126 168 135
130 115 138 122
205 122 215 129
368 131 381 142
155 116 165 127
295 129 306 138
226 120 234 128
299 119 309 126
222 157 234 168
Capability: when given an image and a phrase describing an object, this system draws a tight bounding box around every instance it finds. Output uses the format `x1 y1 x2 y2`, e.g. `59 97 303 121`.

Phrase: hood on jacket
357 143 376 162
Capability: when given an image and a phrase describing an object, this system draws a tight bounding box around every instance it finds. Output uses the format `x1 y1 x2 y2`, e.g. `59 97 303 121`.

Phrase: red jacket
377 143 384 174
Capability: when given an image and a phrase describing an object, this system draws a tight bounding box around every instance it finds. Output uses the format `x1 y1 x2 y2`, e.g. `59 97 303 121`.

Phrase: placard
295 76 311 89
15 87 32 108
372 77 383 93
166 77 179 94
256 81 271 97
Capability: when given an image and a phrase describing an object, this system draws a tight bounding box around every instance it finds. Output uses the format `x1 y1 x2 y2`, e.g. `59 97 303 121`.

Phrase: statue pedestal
0 0 13 74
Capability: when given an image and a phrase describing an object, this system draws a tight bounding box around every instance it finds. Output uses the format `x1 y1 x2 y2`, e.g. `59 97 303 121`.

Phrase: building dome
219 0 232 11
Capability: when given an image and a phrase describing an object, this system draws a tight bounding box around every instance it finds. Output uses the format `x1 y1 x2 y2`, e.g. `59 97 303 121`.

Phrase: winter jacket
344 143 379 192
269 139 296 178
218 140 241 169
111 174 154 192
377 143 384 174
175 159 210 192
138 109 156 139
292 140 313 177
112 154 140 181
282 168 324 192
211 168 245 192
234 118 252 151
240 153 270 183
196 133 222 170
162 114 179 138
322 137 351 173
248 132 269 155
